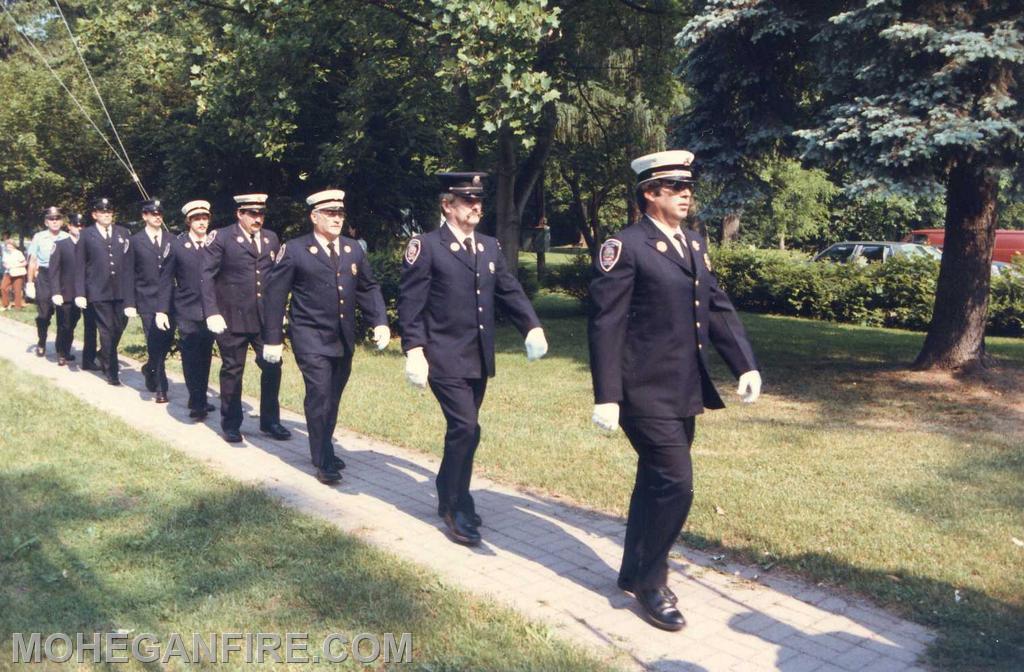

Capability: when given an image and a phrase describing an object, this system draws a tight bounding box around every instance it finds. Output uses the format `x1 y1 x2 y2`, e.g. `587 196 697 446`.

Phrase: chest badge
656 241 668 253
351 262 358 276
691 239 701 252
262 237 269 246
488 261 495 274
449 242 461 252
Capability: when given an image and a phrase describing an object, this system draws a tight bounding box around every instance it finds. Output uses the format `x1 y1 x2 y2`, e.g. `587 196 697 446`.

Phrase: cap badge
472 175 481 186
656 241 668 253
599 239 622 272
309 245 318 255
405 238 422 265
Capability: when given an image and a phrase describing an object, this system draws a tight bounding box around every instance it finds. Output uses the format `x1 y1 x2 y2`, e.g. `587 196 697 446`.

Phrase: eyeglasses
661 180 694 193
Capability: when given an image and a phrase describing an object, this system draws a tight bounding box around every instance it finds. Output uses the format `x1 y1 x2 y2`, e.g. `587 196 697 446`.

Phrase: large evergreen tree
678 0 1024 369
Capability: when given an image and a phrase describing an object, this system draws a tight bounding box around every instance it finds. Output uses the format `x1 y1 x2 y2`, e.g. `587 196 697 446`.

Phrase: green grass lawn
0 358 623 671
4 291 1022 669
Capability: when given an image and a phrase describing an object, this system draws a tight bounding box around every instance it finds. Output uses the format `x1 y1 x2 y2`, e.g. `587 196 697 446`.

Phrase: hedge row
543 246 1024 337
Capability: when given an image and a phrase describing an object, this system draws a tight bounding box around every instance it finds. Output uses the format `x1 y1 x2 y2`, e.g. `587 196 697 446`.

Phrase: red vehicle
907 229 1024 263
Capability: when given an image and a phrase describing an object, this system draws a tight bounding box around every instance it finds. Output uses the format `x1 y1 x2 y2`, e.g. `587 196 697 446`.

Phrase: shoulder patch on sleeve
405 238 422 265
207 229 218 243
275 242 286 264
599 239 622 272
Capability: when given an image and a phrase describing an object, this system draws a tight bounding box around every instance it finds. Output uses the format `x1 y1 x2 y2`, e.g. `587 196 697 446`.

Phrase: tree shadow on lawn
0 470 445 667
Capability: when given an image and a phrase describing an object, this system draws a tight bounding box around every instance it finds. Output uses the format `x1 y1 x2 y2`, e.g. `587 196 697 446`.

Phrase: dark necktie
248 232 258 254
152 234 161 249
464 237 475 255
329 241 340 270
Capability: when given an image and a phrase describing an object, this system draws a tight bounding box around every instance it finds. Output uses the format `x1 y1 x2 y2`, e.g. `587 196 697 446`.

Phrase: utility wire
1 3 146 197
51 0 148 199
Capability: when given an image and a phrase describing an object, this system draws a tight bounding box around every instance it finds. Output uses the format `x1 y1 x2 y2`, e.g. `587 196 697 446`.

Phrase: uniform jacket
159 233 208 322
74 224 131 302
48 236 79 298
123 229 173 314
588 216 757 418
262 232 387 357
200 223 280 334
398 223 541 379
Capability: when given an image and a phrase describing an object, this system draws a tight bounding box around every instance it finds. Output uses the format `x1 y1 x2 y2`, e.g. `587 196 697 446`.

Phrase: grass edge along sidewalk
0 358 627 672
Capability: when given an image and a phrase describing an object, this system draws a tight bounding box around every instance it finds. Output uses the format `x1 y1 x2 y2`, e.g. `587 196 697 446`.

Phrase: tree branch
360 0 430 29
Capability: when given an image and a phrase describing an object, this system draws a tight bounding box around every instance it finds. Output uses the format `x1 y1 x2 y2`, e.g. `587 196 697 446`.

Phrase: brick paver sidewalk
0 317 934 671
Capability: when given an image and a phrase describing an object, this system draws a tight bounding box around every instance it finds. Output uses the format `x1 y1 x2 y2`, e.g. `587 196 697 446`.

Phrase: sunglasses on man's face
662 180 694 193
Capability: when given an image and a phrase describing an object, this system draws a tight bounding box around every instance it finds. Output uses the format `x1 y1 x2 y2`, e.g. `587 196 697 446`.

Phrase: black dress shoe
223 429 243 443
617 578 677 604
260 423 292 440
330 455 347 471
443 511 481 546
437 503 482 527
34 346 45 357
142 364 157 392
315 468 342 484
58 357 67 366
155 392 169 404
81 361 100 371
106 377 122 386
189 408 208 420
65 353 76 362
637 588 686 631
204 402 216 412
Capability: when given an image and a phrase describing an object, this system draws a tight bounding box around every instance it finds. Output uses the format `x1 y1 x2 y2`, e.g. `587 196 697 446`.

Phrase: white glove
155 312 170 331
405 347 429 389
372 325 391 350
737 370 762 403
124 306 138 318
524 327 548 361
206 314 227 334
262 343 284 364
52 293 64 306
74 296 88 309
592 403 620 432
25 282 35 300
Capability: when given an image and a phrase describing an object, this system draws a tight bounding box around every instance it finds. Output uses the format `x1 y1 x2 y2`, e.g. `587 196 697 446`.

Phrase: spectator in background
345 223 368 253
1 238 28 310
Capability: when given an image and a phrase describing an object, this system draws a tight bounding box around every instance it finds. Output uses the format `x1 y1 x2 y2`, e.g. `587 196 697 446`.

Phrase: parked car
813 241 941 264
906 228 1024 263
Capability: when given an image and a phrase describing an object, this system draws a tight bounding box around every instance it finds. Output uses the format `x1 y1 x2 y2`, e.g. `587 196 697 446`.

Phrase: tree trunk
913 156 999 370
533 174 546 282
494 127 520 270
722 212 741 244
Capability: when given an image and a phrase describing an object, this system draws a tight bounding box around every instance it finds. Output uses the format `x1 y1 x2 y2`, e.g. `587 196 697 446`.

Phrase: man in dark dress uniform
160 200 217 420
74 197 131 385
49 213 91 366
262 189 389 484
398 172 549 546
25 207 68 356
123 199 175 402
200 193 290 443
588 150 762 631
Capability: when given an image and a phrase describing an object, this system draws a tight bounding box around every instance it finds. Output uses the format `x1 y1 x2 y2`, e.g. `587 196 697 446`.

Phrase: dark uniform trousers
430 376 488 515
295 352 352 469
216 330 281 432
34 267 54 347
54 303 81 358
619 416 696 591
178 318 215 411
92 300 127 377
78 306 99 365
140 312 175 393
